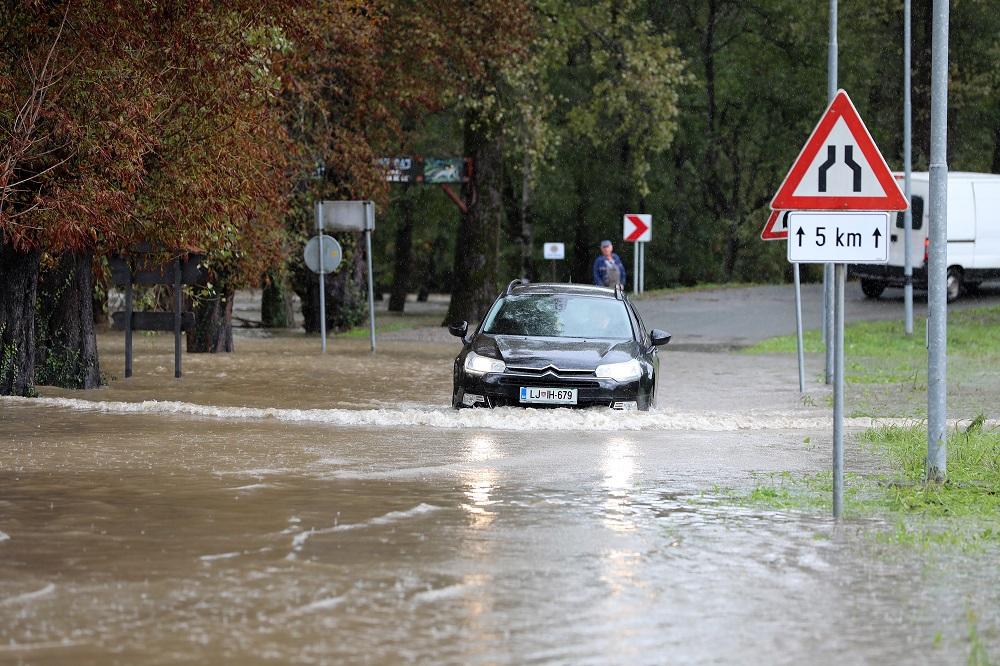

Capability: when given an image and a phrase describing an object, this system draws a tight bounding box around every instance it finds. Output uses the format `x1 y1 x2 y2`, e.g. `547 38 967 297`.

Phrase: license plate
519 387 578 405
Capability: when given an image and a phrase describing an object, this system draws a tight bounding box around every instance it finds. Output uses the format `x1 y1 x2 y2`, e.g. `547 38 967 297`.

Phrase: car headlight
464 351 506 375
595 359 642 382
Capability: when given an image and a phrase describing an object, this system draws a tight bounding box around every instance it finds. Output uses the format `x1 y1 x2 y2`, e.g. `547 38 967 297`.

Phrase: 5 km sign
788 212 889 264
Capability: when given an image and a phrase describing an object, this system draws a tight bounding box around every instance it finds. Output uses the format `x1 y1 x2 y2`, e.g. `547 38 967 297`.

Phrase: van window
896 195 923 230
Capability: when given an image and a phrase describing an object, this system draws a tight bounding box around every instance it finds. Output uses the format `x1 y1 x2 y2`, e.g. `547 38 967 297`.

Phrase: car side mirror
650 329 671 346
448 321 469 339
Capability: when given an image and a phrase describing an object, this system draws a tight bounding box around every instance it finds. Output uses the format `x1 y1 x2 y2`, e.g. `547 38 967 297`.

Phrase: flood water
1 332 997 664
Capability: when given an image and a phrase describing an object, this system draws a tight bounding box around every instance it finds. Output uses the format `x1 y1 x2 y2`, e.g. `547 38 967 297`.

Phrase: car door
629 303 658 397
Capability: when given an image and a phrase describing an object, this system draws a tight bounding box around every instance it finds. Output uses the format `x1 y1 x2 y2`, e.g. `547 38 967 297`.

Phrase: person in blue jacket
592 240 627 287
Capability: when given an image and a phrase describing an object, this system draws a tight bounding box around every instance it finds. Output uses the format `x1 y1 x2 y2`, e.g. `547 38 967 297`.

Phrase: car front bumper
454 372 644 409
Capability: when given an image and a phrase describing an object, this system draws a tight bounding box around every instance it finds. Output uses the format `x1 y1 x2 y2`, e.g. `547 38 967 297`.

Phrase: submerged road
1 285 999 663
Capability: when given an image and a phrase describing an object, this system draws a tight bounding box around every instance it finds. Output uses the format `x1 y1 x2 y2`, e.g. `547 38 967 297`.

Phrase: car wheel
860 278 886 299
947 267 962 303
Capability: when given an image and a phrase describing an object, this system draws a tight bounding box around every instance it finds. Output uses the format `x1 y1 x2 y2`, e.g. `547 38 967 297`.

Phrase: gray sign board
320 200 374 232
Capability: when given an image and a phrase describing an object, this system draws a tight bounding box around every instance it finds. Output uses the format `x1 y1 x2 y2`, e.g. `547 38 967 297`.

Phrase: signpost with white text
771 89 907 519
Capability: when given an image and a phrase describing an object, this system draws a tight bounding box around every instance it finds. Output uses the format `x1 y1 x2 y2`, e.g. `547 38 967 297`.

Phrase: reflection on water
602 437 638 532
461 436 499 529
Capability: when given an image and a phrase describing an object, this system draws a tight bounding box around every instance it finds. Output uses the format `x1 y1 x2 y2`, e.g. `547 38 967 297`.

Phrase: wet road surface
1 329 998 663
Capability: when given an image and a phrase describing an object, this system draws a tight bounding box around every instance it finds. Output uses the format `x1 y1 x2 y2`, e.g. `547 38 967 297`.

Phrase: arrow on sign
873 228 882 248
624 214 650 242
796 227 805 246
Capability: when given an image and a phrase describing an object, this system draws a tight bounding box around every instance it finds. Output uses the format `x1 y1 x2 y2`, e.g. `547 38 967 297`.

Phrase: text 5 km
787 212 889 264
798 226 882 248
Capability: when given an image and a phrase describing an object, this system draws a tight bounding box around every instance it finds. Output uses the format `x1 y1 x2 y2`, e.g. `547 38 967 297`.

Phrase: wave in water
1 396 947 433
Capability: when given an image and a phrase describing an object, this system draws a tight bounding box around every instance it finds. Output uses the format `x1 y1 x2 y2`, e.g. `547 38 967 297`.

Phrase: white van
850 171 1000 301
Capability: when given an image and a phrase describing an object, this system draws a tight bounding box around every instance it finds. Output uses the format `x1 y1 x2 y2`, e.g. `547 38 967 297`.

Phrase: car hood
473 334 639 370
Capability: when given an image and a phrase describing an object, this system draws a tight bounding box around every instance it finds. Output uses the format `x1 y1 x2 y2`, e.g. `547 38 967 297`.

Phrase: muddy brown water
1 332 997 664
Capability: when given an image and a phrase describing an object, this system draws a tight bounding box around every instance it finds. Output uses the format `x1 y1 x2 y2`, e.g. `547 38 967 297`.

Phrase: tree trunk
261 269 296 328
389 185 415 312
992 124 1000 175
35 251 102 389
187 289 234 353
0 241 40 396
443 108 504 325
519 153 534 281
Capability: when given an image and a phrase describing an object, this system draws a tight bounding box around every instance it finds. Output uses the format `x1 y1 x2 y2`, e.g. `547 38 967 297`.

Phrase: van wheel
947 268 963 302
861 279 886 299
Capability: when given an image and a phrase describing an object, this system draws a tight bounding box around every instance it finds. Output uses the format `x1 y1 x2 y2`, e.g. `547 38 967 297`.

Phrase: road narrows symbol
818 146 836 192
769 90 908 211
844 146 862 192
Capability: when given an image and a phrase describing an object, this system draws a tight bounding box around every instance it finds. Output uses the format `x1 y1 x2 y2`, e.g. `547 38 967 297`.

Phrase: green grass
746 305 1000 386
860 418 1000 519
748 306 1000 357
734 420 1000 549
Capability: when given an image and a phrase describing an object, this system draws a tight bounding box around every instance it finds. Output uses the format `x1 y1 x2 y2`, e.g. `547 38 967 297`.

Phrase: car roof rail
504 278 528 296
614 283 625 300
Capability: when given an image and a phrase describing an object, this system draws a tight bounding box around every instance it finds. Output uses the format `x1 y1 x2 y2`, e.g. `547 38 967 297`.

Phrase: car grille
505 365 595 377
499 374 601 389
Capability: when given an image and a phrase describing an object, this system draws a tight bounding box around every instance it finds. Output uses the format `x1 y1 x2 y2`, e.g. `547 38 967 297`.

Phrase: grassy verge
746 306 1000 417
746 305 1000 361
736 419 1000 548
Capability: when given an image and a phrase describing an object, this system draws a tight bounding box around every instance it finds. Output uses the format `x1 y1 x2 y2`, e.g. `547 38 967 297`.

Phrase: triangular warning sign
771 90 908 212
761 210 789 241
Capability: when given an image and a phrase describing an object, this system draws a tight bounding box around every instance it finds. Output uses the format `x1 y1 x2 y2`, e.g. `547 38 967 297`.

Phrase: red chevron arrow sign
623 214 651 242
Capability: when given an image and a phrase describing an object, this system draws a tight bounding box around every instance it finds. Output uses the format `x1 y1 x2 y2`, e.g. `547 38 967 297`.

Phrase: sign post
313 200 376 353
543 242 565 281
623 214 651 295
771 89 908 518
927 0 949 482
761 210 806 393
315 202 326 352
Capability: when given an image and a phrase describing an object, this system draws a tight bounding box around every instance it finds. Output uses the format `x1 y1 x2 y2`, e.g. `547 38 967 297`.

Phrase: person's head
600 240 613 257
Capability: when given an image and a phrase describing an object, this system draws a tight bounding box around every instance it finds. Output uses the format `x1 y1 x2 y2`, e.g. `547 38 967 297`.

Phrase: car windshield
482 294 634 339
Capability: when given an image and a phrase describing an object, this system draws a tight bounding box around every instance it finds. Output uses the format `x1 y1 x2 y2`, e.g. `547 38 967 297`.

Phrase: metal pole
833 263 846 518
365 201 376 353
124 278 133 379
903 0 914 335
641 242 646 293
639 242 645 294
174 258 182 378
824 0 838 385
317 201 326 353
793 263 806 393
632 243 638 296
927 0 949 482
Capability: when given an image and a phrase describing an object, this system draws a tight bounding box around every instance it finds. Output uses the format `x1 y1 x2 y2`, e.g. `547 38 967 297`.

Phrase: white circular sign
543 242 565 260
303 235 343 274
